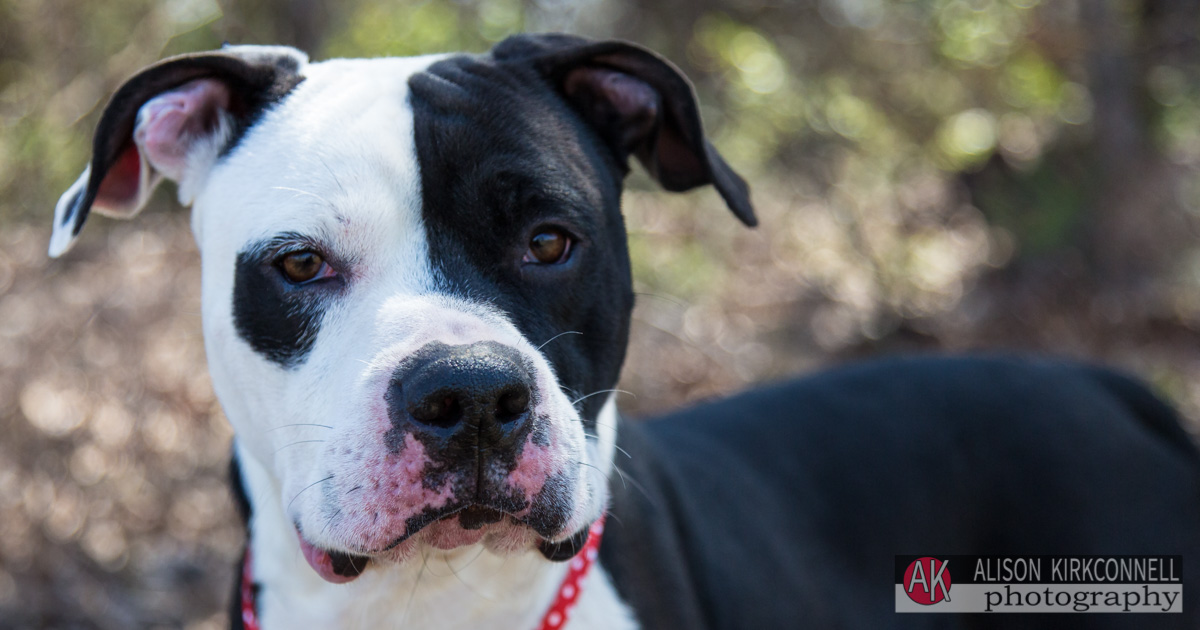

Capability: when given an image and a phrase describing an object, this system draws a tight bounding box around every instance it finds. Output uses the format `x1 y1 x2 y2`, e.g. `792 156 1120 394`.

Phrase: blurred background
2 0 1200 627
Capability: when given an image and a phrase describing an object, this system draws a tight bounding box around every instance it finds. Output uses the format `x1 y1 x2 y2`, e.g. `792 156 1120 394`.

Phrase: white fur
239 437 636 630
48 167 89 257
52 45 637 629
181 52 636 628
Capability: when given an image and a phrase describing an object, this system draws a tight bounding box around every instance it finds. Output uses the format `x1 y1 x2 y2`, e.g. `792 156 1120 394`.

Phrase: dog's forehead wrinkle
206 54 443 235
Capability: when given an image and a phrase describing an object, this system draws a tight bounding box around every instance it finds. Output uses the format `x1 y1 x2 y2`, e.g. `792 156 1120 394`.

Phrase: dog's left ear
49 45 307 257
495 34 756 227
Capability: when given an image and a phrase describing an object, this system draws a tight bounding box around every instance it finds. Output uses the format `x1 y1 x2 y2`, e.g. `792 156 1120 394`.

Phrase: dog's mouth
296 504 584 584
297 533 370 584
295 505 501 584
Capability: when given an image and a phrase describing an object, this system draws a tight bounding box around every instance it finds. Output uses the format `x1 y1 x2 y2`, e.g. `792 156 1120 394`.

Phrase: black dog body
603 356 1200 629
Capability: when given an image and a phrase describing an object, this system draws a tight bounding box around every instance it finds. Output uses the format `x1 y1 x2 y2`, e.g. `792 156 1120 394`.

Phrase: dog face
49 35 753 582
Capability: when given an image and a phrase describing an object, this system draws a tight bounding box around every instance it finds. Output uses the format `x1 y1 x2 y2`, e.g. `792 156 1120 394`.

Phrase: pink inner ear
135 78 231 181
565 67 659 154
93 78 232 212
94 145 143 209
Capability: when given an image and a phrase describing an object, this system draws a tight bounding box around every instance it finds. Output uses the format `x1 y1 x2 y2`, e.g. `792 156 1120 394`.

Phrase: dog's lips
423 516 489 550
294 507 517 582
297 532 369 584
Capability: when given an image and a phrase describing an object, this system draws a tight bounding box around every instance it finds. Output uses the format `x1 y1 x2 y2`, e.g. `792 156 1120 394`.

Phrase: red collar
535 516 606 629
239 545 259 630
240 516 606 630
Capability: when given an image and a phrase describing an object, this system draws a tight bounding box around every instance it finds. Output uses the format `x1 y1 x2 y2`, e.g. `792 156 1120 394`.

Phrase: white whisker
537 330 582 351
572 389 634 407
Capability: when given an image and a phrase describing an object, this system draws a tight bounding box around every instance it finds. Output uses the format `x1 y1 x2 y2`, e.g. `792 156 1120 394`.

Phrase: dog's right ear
49 45 307 257
493 34 756 227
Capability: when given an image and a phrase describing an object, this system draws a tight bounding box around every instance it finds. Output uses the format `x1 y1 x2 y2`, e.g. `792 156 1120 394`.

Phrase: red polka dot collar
239 516 606 630
536 516 606 629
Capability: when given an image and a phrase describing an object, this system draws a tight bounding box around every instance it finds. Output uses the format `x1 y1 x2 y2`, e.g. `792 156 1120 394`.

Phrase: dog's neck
236 399 636 630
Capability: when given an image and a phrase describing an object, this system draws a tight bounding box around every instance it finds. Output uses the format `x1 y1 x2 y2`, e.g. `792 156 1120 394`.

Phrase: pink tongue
297 534 362 584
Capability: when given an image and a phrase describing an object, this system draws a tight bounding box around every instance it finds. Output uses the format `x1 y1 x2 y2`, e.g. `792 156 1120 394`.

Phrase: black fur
599 356 1200 629
407 37 753 431
408 52 636 430
231 234 345 367
492 34 755 227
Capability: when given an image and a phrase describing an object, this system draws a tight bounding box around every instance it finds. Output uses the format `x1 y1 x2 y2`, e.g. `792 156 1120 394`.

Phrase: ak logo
904 557 952 605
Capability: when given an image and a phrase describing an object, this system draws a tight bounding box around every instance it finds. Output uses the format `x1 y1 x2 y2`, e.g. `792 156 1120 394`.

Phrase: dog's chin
296 506 575 584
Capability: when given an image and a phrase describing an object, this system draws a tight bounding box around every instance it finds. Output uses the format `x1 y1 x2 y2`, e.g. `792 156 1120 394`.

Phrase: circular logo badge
903 557 952 605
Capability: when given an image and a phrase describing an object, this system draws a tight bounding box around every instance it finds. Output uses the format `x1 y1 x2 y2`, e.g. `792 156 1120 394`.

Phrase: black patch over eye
524 228 571 265
233 238 342 368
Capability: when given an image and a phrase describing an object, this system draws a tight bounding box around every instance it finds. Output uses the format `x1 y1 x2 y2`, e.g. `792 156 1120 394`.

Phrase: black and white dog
49 34 1200 629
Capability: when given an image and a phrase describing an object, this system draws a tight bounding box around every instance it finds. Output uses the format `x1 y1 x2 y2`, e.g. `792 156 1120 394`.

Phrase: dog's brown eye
524 229 571 265
279 251 326 283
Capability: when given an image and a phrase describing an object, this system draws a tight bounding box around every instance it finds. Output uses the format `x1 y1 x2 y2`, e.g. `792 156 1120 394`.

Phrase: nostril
496 386 531 423
410 391 464 428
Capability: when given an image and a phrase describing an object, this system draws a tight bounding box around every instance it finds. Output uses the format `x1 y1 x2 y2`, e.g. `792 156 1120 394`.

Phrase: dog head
50 34 754 582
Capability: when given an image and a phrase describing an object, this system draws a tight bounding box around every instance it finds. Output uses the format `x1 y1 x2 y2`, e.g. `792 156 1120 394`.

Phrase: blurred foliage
5 0 1199 298
4 0 1200 626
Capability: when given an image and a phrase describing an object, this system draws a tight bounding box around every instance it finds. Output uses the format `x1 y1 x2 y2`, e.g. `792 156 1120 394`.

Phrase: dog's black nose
386 341 535 448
